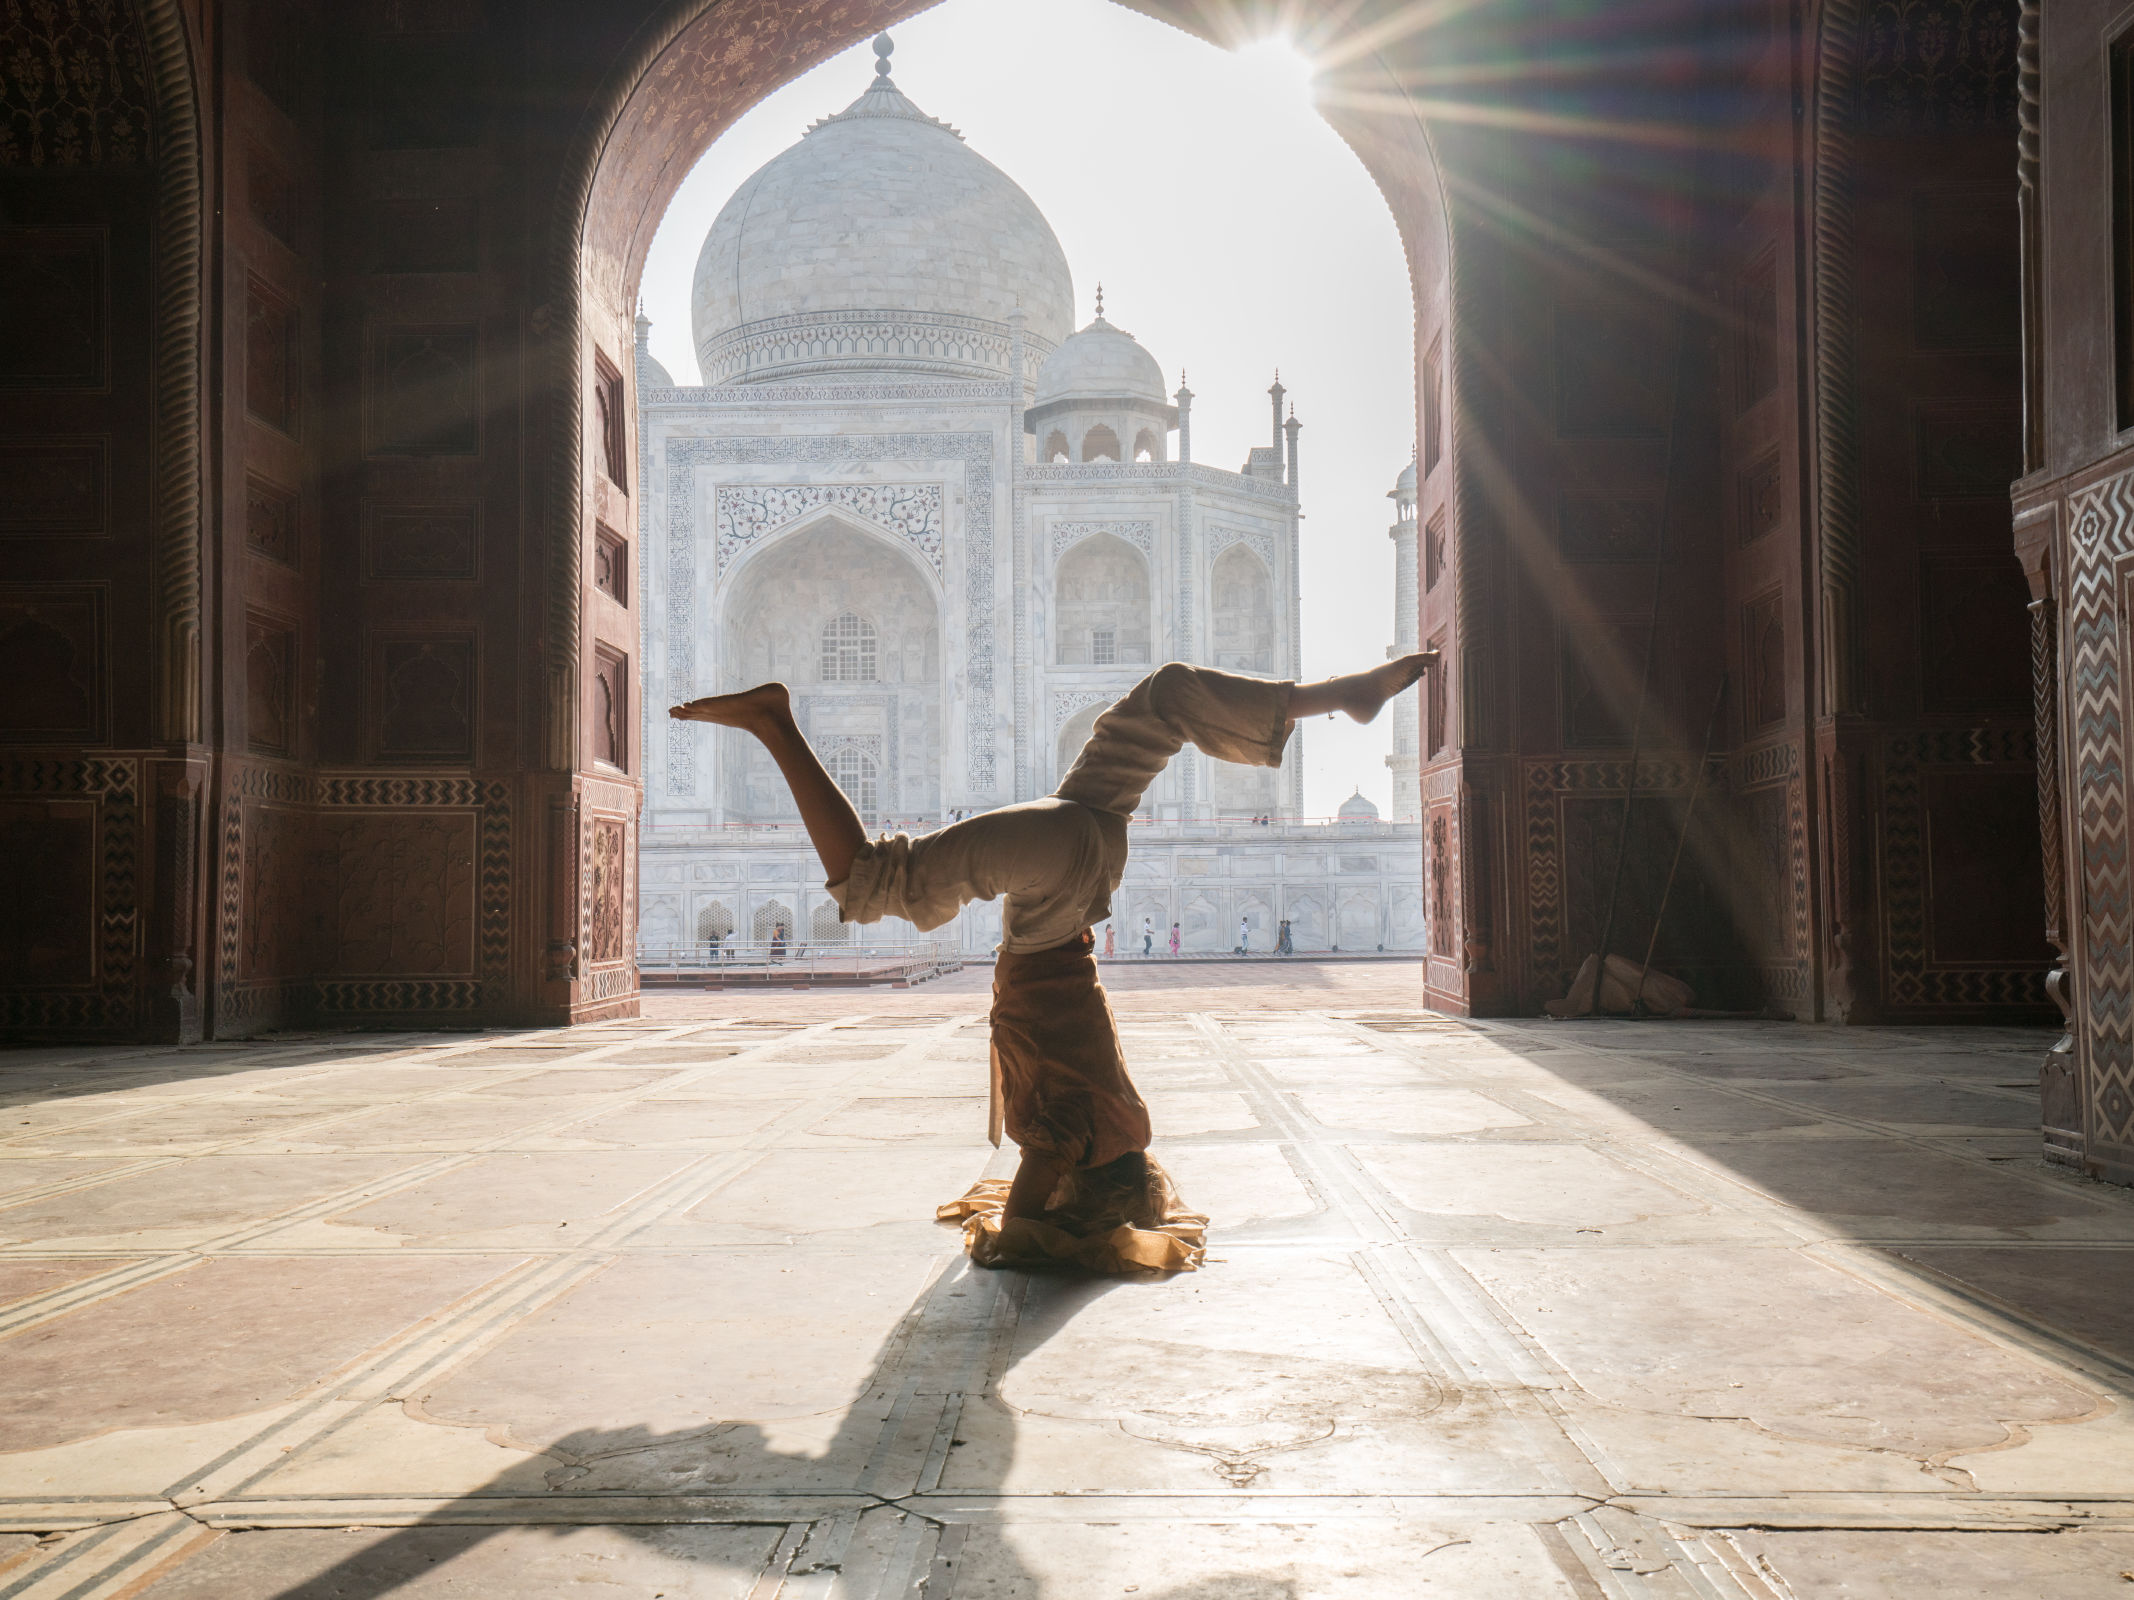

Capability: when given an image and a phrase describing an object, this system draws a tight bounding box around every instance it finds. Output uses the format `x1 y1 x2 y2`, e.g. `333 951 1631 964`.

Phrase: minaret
1268 371 1285 455
1283 404 1301 498
1174 371 1193 465
1384 459 1422 823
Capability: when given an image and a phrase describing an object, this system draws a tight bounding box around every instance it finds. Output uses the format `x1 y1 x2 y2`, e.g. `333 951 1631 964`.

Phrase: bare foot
668 682 792 733
1337 651 1438 724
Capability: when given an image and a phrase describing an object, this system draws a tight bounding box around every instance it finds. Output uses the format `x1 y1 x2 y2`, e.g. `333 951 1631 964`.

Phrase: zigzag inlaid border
2068 468 2134 1153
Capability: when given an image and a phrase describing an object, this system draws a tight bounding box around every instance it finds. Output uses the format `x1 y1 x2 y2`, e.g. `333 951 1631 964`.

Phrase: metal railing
635 939 965 988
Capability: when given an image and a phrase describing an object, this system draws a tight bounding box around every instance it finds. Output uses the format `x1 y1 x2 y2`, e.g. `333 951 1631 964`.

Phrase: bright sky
639 0 1416 819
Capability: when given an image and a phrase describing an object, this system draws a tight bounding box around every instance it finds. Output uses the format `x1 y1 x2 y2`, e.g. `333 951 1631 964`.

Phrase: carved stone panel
1738 449 1782 544
588 816 627 964
0 231 104 386
247 144 297 247
363 502 479 580
240 803 310 980
321 812 476 975
245 474 298 566
1737 248 1778 408
1924 769 2051 965
245 275 299 436
370 327 479 457
1915 404 2023 499
0 588 104 742
245 616 294 756
375 637 474 761
1559 623 1680 748
1558 496 1660 563
594 524 628 605
1424 509 1444 592
0 4 152 166
0 441 104 533
1743 588 1786 730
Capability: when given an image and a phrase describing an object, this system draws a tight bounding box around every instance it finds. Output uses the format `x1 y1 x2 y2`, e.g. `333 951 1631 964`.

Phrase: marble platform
1 986 2129 1596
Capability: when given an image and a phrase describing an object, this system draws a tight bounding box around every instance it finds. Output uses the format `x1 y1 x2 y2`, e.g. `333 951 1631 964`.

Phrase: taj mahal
633 37 1423 957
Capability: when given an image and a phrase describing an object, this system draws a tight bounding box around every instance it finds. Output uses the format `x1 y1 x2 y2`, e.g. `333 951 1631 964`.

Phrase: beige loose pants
827 663 1294 952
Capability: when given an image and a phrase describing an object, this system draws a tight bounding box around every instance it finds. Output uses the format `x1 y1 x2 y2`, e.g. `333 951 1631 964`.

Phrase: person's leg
1286 651 1438 723
670 684 863 884
1056 653 1438 817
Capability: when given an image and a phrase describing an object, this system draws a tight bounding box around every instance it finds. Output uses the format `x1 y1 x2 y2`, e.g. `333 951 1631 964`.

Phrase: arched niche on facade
1043 429 1070 464
1210 543 1276 673
1055 534 1151 666
717 516 940 823
1081 423 1122 462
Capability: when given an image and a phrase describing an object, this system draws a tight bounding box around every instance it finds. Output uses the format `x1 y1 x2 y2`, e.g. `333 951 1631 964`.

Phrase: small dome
690 47 1073 385
1034 316 1168 407
1389 459 1417 499
1338 787 1381 823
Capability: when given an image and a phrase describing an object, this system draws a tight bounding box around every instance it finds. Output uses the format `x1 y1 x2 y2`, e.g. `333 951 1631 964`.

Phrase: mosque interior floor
2 967 2132 1597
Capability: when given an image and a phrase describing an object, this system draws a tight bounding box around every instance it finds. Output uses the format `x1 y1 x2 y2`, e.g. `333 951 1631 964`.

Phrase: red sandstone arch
545 0 1453 1021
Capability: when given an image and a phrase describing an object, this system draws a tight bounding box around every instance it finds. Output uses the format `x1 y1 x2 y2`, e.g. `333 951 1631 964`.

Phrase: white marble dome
1338 787 1382 823
1390 459 1417 499
690 54 1074 386
1034 315 1168 406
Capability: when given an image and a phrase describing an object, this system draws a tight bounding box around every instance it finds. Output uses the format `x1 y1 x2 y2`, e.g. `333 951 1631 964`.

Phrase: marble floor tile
1 1007 2127 1596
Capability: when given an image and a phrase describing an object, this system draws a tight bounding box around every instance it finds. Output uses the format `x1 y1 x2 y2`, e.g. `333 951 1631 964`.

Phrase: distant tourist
1276 918 1293 956
1235 915 1250 955
1168 923 1181 958
1142 915 1153 956
769 923 787 961
1103 922 1115 958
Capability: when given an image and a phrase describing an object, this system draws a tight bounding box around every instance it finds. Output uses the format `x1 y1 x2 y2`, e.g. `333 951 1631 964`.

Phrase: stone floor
2 965 2131 1597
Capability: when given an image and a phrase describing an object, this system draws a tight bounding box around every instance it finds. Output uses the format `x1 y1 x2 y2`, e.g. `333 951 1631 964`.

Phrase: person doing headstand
671 653 1436 1272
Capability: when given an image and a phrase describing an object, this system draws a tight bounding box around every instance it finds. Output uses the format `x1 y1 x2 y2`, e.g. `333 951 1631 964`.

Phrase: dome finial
872 32 894 79
1094 282 1104 320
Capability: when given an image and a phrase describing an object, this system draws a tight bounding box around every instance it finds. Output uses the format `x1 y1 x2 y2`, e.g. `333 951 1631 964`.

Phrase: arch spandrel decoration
715 481 945 575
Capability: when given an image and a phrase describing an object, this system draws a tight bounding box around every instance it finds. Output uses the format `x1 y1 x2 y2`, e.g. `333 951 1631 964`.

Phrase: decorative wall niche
1558 496 1661 563
245 616 295 756
594 524 628 605
247 145 297 247
321 812 477 975
1424 508 1444 591
363 501 479 580
0 588 104 742
0 230 104 388
594 349 627 489
375 636 474 761
1742 588 1786 730
245 275 299 435
0 441 104 533
370 327 479 456
593 646 628 770
1426 629 1448 755
1736 248 1778 409
245 474 298 567
1915 404 2023 499
1423 335 1444 474
1559 622 1680 748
